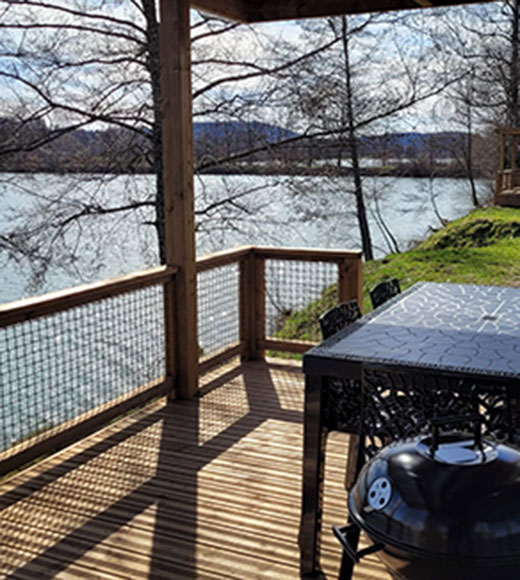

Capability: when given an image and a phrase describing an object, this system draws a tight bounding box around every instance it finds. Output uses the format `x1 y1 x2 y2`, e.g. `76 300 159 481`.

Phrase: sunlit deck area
0 359 387 579
1 0 511 575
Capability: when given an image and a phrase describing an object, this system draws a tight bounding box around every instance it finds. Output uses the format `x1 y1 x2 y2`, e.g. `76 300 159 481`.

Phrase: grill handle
429 413 483 454
332 524 383 563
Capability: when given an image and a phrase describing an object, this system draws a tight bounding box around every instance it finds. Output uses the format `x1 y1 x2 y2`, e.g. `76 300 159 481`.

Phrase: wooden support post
254 255 266 360
239 251 253 360
159 0 198 399
239 250 265 361
338 253 363 311
163 275 177 398
500 131 505 173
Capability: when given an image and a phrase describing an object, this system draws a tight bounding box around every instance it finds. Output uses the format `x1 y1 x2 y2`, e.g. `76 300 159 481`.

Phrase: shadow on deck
0 359 388 579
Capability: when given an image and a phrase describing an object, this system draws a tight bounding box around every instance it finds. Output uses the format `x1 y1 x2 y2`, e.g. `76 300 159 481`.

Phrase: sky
0 0 508 134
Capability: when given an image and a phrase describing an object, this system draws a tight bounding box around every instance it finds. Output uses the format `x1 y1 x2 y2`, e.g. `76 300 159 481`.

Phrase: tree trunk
511 0 520 127
341 15 373 261
142 0 166 264
466 123 479 207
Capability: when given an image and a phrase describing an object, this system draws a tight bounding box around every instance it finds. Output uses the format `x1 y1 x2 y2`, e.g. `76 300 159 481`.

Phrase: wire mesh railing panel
265 259 338 343
0 285 165 454
198 263 240 362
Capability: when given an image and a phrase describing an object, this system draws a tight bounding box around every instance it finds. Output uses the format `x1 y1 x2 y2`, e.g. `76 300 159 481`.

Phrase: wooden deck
0 359 388 579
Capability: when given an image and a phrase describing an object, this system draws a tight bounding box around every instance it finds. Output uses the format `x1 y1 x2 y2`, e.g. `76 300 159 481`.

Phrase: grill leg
338 433 360 579
344 434 359 491
338 522 361 580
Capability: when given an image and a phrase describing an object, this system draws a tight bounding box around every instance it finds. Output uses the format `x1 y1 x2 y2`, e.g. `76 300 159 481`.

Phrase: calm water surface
0 173 489 304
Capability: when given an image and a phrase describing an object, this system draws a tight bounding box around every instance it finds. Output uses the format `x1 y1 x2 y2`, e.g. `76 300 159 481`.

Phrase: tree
439 71 481 207
0 1 477 289
442 1 520 127
280 12 461 260
0 1 309 284
416 2 520 205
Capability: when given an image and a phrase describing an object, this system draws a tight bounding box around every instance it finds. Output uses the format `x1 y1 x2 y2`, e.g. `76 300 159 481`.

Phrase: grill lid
348 431 520 559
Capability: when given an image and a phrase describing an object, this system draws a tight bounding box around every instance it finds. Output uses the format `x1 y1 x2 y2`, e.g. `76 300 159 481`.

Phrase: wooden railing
496 169 520 196
197 246 362 372
256 246 362 354
0 246 362 475
0 265 177 475
0 266 177 327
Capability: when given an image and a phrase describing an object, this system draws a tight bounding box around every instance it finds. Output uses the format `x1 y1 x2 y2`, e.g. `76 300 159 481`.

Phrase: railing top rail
0 245 364 327
196 246 254 272
253 247 363 262
0 265 178 328
497 127 520 135
196 246 363 272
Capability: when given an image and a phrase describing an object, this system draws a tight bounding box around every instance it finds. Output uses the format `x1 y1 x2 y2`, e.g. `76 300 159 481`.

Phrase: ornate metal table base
361 365 517 461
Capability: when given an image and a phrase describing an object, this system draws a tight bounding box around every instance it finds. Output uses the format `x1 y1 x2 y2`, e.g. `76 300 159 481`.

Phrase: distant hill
0 114 476 174
194 121 298 143
193 121 300 163
194 124 471 166
358 132 467 158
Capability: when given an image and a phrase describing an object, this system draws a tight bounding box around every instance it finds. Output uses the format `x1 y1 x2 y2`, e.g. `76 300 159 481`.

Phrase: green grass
276 207 520 344
363 207 520 311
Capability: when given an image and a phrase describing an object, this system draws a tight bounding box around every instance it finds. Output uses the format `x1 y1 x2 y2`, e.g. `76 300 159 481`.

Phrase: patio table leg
299 373 326 576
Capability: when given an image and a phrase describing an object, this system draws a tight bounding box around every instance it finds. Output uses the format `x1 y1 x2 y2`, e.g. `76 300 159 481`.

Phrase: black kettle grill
334 417 520 580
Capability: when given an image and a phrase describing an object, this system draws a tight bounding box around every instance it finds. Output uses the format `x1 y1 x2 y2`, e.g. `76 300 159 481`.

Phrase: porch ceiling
191 0 490 22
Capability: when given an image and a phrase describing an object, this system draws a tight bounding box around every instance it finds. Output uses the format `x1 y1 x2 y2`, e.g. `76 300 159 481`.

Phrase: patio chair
369 278 401 309
319 299 361 340
319 300 362 491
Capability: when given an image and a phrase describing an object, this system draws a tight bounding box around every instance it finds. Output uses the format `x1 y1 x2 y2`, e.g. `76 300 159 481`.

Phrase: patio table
299 281 520 576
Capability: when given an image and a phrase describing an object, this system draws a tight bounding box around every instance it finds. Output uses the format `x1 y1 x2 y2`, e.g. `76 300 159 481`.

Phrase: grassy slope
277 207 520 343
363 207 520 312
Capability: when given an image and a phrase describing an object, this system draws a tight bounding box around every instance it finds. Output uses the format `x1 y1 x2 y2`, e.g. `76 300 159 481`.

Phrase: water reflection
0 173 488 303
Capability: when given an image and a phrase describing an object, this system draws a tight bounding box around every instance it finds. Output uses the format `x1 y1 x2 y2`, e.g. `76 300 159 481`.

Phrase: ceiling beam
191 0 248 21
191 0 492 23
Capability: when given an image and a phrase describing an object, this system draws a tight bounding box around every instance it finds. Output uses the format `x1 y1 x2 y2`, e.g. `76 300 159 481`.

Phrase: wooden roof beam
191 0 248 21
191 0 493 23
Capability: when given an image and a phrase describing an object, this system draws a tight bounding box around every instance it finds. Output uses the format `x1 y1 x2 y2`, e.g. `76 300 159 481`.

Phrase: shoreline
0 163 478 179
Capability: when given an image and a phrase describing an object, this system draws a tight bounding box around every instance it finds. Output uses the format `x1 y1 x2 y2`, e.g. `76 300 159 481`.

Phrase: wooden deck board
0 359 389 579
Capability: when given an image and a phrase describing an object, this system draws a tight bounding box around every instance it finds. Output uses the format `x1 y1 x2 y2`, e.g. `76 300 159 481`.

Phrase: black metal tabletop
304 281 520 380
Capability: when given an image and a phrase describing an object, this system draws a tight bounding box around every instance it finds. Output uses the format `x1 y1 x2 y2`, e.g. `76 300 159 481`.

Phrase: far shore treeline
0 117 491 178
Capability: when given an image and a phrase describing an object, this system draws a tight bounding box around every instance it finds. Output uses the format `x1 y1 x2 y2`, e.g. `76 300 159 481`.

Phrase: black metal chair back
369 278 401 309
319 299 361 340
319 300 362 435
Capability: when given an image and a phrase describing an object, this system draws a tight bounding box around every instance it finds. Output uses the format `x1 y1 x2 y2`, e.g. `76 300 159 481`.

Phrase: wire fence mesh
265 259 339 343
197 262 240 362
0 251 352 457
0 284 165 455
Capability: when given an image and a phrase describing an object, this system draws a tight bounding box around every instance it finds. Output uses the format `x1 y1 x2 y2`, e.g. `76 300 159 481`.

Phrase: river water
0 172 490 305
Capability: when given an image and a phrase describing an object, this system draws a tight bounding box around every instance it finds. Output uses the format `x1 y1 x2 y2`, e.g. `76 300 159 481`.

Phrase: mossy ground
276 207 520 347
